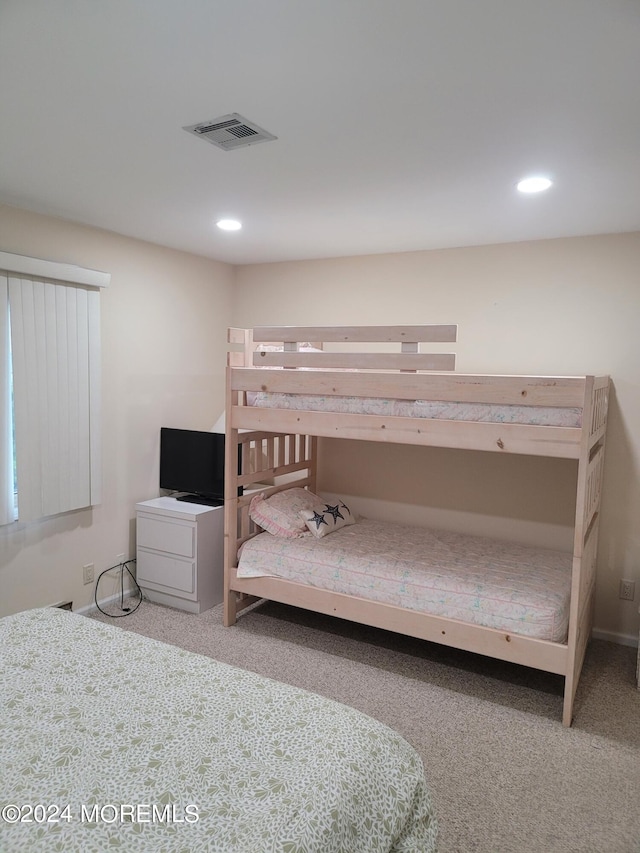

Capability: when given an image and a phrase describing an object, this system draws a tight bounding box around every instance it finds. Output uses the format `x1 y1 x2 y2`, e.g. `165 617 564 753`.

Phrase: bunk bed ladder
224 328 317 626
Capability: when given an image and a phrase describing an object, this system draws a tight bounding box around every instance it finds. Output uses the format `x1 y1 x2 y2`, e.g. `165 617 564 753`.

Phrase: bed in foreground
0 607 437 853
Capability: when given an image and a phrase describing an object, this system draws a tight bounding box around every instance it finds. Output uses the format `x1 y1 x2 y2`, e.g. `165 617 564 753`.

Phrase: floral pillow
299 497 356 538
249 488 318 537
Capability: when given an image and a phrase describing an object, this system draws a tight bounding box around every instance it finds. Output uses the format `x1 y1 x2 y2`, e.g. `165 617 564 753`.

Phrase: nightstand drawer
137 514 195 558
137 549 195 595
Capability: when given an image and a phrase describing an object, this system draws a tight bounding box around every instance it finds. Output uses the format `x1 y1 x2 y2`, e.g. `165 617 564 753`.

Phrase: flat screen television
159 427 239 506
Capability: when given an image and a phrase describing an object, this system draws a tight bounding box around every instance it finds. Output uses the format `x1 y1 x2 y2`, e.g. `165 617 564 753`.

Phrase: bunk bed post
243 327 254 367
563 375 609 726
223 362 239 627
223 329 250 628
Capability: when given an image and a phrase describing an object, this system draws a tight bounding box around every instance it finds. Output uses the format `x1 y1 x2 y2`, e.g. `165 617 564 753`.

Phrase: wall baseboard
74 588 138 617
592 627 638 649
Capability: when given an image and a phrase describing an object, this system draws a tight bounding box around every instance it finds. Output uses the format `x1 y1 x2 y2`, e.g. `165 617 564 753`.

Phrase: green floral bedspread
0 608 437 852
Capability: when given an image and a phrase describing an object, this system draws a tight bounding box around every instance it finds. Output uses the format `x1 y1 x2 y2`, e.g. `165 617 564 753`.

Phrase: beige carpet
90 598 640 853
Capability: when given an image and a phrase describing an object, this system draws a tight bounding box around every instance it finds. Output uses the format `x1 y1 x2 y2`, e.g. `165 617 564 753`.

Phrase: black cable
94 559 142 617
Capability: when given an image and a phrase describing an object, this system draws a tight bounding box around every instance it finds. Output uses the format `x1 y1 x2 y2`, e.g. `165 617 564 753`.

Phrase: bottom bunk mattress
0 607 437 853
238 519 573 642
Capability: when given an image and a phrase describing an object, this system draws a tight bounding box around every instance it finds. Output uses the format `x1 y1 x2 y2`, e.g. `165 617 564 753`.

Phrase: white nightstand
135 497 224 614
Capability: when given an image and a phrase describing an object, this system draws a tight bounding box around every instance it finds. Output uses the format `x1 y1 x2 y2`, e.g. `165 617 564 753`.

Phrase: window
0 276 14 524
0 252 109 526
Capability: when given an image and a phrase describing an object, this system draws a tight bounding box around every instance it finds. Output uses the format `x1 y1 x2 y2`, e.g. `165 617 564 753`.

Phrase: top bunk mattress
246 392 583 428
237 519 572 643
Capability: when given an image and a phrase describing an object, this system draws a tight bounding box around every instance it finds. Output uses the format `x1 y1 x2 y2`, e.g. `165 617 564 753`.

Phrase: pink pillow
249 488 318 537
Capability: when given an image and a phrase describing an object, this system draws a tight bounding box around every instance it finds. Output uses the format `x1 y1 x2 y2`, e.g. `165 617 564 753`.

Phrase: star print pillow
299 496 356 538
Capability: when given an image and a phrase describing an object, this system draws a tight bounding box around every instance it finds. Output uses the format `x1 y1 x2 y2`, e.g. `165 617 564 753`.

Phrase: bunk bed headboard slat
252 325 458 344
253 351 456 371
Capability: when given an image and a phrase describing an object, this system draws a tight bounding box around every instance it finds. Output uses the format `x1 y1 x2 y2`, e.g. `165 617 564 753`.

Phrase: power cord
94 558 142 618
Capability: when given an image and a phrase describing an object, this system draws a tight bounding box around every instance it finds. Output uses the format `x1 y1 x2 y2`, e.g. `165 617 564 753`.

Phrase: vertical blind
0 273 101 524
0 275 14 525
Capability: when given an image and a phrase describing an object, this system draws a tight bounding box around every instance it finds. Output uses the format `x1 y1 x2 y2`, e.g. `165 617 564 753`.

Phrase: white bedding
247 392 582 427
0 608 437 853
238 519 572 642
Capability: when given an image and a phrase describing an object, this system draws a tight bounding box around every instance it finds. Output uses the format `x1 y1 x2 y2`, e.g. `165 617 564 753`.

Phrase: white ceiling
1 0 639 265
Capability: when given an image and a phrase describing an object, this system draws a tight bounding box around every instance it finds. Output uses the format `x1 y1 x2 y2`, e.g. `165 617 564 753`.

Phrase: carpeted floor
90 598 640 853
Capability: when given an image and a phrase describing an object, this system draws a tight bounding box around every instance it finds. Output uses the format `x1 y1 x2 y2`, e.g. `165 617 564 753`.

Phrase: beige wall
1 206 638 643
234 233 640 642
0 205 233 616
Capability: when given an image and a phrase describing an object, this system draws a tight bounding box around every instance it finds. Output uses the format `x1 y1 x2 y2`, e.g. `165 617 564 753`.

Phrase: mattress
247 391 583 427
238 519 572 642
0 607 437 853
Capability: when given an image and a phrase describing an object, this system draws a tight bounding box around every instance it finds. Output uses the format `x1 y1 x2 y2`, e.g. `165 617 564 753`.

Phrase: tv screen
159 428 231 506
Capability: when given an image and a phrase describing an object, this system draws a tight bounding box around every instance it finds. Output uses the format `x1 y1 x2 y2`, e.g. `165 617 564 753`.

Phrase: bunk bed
223 325 609 727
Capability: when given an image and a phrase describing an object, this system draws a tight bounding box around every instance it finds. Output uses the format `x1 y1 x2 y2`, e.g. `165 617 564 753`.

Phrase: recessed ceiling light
216 219 242 231
516 176 553 194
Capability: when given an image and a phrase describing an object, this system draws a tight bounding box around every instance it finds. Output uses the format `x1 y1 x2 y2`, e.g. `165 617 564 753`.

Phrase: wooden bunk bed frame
223 325 609 726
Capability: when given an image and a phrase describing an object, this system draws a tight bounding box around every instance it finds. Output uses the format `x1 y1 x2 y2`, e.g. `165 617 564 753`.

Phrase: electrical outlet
83 563 94 585
619 579 635 601
116 553 125 566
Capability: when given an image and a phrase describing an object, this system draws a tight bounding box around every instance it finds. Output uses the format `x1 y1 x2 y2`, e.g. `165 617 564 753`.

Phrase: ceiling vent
183 113 277 151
